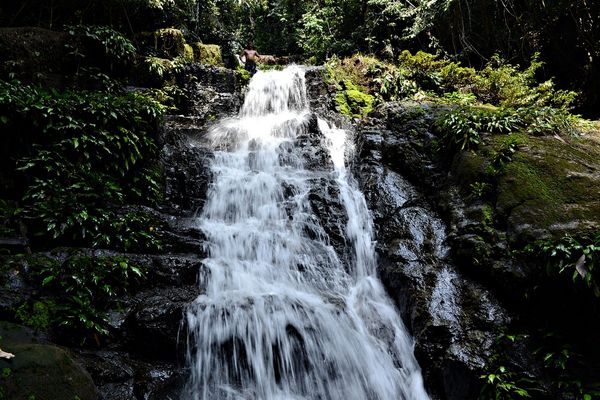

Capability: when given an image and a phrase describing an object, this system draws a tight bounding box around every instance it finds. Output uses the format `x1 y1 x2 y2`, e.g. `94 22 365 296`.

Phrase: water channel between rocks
182 66 429 400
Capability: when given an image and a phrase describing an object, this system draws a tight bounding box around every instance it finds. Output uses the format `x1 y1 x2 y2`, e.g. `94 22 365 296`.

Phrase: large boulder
0 322 97 400
191 43 223 66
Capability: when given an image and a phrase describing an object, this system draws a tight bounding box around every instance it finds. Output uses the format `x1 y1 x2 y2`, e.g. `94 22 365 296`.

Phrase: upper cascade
184 66 429 400
240 66 308 117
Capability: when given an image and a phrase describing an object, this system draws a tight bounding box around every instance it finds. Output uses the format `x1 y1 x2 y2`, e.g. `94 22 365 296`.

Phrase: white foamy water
184 66 429 400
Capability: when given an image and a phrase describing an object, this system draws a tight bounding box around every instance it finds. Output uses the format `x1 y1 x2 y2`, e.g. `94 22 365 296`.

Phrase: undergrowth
0 80 164 251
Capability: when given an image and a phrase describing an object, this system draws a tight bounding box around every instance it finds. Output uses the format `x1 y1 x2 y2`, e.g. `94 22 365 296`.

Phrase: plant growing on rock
526 232 600 297
29 253 146 343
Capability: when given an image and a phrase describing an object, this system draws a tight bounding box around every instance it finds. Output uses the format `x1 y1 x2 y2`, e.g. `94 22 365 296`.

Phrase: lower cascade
184 66 429 400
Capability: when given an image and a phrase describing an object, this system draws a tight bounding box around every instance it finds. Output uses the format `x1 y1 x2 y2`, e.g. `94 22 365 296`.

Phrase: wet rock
161 132 213 216
0 322 97 400
127 286 200 360
0 258 35 321
294 113 334 171
183 64 244 99
306 177 348 256
76 350 186 400
125 253 207 287
355 122 510 398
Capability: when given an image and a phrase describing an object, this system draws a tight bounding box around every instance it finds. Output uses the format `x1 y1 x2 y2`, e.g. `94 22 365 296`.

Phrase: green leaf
42 276 55 286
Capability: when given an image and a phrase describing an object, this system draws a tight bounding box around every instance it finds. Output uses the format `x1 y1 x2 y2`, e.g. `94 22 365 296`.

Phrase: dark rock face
127 285 200 360
349 94 600 398
77 350 186 400
356 134 509 399
161 66 244 218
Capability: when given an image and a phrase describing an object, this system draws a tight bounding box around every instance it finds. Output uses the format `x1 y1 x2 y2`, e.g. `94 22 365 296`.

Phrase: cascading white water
185 66 429 400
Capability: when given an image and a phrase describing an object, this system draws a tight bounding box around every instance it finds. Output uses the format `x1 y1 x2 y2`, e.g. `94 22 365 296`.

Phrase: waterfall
184 66 429 400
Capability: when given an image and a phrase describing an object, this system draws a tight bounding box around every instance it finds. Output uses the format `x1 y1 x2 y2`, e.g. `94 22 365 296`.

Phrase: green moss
15 301 56 332
335 92 352 116
451 150 488 189
236 66 251 85
141 56 175 85
482 203 494 227
494 135 600 240
191 43 223 66
334 80 374 118
183 43 194 63
153 28 186 58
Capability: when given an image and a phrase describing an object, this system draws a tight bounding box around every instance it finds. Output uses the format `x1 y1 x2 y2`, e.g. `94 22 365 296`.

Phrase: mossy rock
451 150 488 191
183 44 194 63
335 80 374 118
149 28 186 59
191 43 223 66
235 66 251 85
454 131 600 244
0 322 97 400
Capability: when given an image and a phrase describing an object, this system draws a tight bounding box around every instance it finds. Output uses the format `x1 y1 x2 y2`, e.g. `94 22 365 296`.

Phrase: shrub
525 233 600 297
395 51 578 111
15 300 56 331
0 80 164 251
437 107 521 152
66 25 136 69
65 25 137 89
475 54 577 109
28 253 146 341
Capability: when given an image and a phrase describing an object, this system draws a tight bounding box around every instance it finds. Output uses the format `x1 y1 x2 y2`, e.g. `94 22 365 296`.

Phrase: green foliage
15 300 56 332
369 62 417 101
144 56 175 81
298 2 351 61
29 253 146 340
397 51 578 110
0 367 11 400
334 80 374 118
480 365 533 399
236 66 252 84
0 200 23 237
0 80 164 251
480 333 538 400
516 106 586 137
525 233 600 297
330 52 588 141
469 182 492 199
66 25 136 69
325 57 376 118
486 136 520 176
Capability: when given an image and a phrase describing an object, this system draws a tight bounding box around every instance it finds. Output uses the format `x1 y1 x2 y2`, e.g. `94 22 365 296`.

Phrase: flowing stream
184 66 429 400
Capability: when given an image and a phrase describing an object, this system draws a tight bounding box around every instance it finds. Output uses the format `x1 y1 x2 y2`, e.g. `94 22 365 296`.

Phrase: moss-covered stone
191 43 223 66
335 80 374 118
0 322 96 400
183 44 194 63
152 28 186 58
452 129 600 244
235 66 251 85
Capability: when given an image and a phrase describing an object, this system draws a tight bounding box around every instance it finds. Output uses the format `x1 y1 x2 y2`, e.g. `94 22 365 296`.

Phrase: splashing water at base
184 66 429 400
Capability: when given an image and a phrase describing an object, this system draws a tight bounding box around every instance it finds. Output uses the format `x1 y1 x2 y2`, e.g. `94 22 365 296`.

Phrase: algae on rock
191 43 223 66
